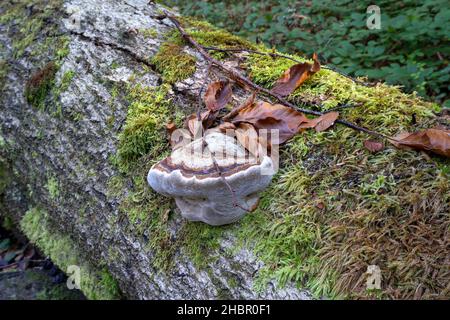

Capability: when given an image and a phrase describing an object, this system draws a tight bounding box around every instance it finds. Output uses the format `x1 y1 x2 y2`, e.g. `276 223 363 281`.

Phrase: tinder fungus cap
147 131 274 226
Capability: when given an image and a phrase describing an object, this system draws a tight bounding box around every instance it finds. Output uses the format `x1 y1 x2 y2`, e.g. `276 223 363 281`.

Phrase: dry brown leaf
185 113 204 137
271 53 321 97
217 122 236 132
235 122 260 157
314 111 339 132
204 80 232 112
232 101 309 143
390 128 450 157
364 140 384 153
298 111 339 132
223 92 256 121
166 122 178 147
166 122 177 135
185 110 220 136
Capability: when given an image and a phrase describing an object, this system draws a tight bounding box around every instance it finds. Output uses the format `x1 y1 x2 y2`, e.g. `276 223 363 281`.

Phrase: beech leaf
217 122 236 132
298 111 339 132
185 113 204 137
313 111 339 132
235 122 261 157
271 53 321 97
165 122 177 135
364 140 384 153
204 80 232 112
232 101 309 143
390 128 450 158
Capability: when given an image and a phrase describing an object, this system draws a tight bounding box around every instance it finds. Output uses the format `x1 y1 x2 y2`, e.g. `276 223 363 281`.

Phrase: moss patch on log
20 207 121 300
152 43 196 84
25 62 58 110
2 0 71 113
113 16 449 299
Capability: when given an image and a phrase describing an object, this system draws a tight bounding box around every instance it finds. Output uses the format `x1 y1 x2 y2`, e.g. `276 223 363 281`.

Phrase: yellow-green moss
3 0 70 113
59 70 75 92
46 176 59 200
0 158 9 195
140 28 158 39
152 43 196 84
20 207 121 300
114 18 450 299
116 84 184 172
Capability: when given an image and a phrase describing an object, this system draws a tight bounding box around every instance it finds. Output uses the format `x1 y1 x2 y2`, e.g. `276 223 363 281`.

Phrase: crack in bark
70 31 157 71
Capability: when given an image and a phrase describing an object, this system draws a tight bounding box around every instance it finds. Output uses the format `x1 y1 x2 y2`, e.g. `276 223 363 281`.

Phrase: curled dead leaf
204 80 232 112
390 128 450 158
235 122 261 157
231 101 309 143
185 113 204 137
271 53 321 97
363 140 384 153
217 122 236 132
298 111 339 132
223 92 256 121
166 122 177 135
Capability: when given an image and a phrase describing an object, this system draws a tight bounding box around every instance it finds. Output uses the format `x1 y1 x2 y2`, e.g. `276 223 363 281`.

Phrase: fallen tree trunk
1 0 448 299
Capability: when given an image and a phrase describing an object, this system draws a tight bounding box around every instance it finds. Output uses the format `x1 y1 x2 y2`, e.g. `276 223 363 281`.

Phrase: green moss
178 222 227 269
116 84 184 172
110 61 120 70
0 161 9 195
0 141 11 195
2 216 15 231
23 35 70 112
20 207 121 300
46 176 59 200
1 0 64 59
25 62 57 110
152 42 196 84
35 282 85 300
109 83 183 269
230 46 449 299
140 28 158 39
60 70 75 91
2 1 70 112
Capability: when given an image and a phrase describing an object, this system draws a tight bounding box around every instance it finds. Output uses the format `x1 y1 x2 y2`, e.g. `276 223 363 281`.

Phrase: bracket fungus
147 131 274 226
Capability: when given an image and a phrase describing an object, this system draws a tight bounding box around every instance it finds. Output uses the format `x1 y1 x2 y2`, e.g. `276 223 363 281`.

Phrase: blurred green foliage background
161 0 449 107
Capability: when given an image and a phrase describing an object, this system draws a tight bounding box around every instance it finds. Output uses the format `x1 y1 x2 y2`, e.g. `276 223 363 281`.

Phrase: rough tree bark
0 0 311 299
1 0 448 300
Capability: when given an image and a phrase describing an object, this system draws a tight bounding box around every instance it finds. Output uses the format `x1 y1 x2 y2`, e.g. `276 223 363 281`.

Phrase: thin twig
197 61 212 121
222 92 257 122
164 12 387 139
326 102 363 112
197 59 250 212
203 45 301 64
202 139 251 213
203 45 374 87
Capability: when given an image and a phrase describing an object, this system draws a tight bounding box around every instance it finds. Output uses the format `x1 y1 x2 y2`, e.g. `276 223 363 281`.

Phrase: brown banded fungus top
147 131 274 225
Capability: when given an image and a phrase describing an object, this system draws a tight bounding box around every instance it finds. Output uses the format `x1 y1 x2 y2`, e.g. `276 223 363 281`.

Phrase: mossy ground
114 17 449 299
19 207 121 300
